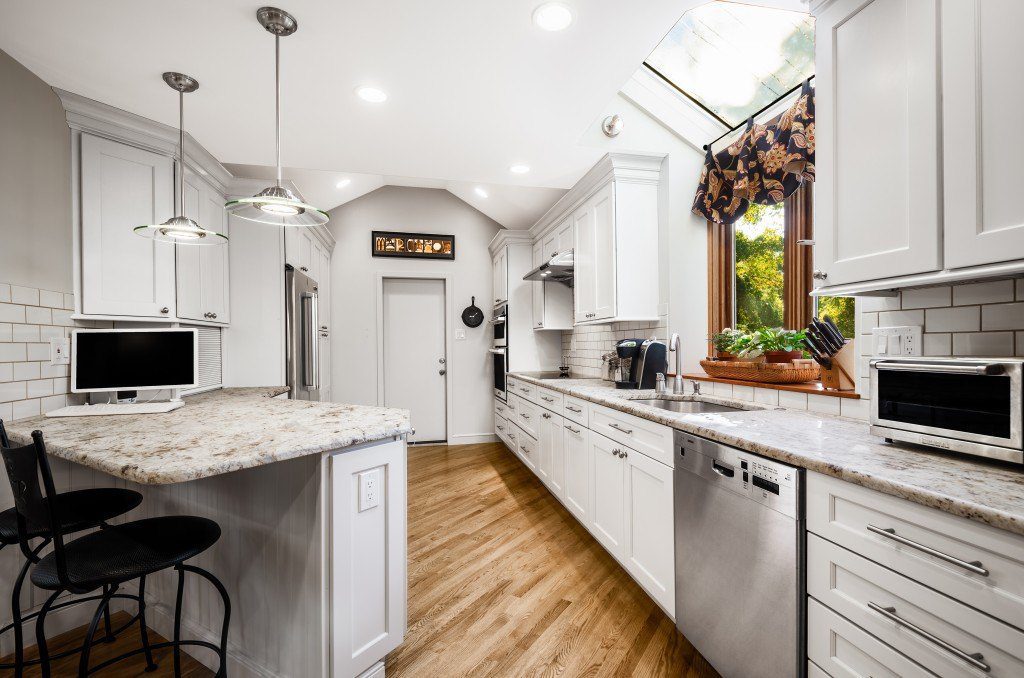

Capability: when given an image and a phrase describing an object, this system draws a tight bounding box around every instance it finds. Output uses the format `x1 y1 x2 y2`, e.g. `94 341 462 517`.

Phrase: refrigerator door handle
302 292 319 390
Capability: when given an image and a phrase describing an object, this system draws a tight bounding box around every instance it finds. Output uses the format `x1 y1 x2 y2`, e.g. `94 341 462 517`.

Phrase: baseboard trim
446 433 499 445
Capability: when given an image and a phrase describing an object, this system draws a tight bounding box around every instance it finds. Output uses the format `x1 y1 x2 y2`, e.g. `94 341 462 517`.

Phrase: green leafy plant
710 328 742 353
724 327 808 358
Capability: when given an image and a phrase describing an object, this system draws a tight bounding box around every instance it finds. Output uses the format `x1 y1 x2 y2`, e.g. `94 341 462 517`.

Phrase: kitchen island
3 387 412 678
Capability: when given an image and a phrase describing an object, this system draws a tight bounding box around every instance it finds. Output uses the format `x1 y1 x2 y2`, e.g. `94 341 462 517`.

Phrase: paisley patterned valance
693 80 815 225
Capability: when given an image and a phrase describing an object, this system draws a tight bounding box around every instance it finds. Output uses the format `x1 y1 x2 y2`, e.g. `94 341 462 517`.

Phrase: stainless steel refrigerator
285 265 321 401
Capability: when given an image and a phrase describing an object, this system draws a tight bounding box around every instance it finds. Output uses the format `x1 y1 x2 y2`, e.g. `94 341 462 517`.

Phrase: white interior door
383 278 447 442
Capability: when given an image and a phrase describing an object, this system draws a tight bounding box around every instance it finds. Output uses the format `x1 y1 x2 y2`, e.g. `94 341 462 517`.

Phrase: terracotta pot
764 350 803 364
714 351 736 361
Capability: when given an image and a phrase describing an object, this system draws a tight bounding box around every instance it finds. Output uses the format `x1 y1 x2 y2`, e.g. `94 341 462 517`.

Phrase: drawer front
807 471 1024 630
562 396 590 427
807 661 831 678
515 425 538 471
590 403 673 467
808 598 935 678
535 386 563 413
495 414 510 446
513 395 540 438
510 379 538 404
808 534 1024 677
495 398 512 421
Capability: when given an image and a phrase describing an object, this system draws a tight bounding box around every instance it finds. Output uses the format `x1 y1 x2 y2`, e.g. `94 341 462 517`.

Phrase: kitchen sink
631 399 746 414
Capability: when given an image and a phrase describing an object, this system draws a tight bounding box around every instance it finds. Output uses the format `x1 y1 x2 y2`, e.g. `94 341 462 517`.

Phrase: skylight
645 2 814 128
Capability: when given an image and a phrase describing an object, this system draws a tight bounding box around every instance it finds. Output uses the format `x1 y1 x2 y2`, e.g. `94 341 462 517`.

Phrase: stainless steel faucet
691 380 701 396
669 333 683 394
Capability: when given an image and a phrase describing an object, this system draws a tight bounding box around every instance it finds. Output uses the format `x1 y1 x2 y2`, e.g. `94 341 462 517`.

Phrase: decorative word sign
372 231 455 260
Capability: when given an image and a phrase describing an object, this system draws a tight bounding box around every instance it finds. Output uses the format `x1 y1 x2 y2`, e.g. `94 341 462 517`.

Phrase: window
645 2 815 127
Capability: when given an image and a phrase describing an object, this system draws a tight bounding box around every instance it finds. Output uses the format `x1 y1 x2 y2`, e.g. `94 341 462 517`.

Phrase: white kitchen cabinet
813 0 941 287
531 241 545 329
623 449 674 615
942 0 1024 269
285 228 315 277
589 432 627 559
537 409 566 500
555 218 574 254
80 133 176 318
176 170 230 323
531 224 574 331
514 424 538 472
492 246 508 306
563 420 591 524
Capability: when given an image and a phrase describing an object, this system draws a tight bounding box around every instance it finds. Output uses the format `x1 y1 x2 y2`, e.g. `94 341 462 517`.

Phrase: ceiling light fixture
135 73 228 245
474 187 489 199
509 164 530 174
356 86 388 103
336 178 352 188
225 7 329 227
533 2 574 31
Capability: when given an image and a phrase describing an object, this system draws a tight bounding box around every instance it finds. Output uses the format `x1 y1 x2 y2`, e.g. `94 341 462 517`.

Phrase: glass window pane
734 202 784 330
816 297 856 337
645 2 815 126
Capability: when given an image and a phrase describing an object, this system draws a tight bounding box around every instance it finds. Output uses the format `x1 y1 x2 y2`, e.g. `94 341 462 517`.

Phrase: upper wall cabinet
80 134 177 318
176 171 231 323
493 246 508 306
942 0 1024 270
531 218 573 330
813 0 941 289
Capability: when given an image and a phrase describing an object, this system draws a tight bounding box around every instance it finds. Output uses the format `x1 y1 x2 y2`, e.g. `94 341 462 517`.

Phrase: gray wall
0 49 71 292
327 186 502 444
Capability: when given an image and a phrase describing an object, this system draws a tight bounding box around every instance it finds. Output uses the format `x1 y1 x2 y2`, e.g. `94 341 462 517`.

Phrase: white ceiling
0 0 709 226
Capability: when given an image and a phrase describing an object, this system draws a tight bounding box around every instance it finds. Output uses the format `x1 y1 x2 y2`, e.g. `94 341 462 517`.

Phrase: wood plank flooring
386 442 719 678
0 610 211 677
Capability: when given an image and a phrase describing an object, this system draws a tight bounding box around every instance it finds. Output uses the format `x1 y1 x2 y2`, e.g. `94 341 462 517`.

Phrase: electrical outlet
50 338 70 366
358 468 382 512
872 326 922 356
455 329 466 340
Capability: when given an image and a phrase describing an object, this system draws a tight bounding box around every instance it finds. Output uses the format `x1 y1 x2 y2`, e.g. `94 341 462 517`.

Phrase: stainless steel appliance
490 303 509 400
522 250 573 285
490 348 507 400
285 265 321 401
869 356 1023 463
491 302 507 348
674 431 804 678
615 337 668 389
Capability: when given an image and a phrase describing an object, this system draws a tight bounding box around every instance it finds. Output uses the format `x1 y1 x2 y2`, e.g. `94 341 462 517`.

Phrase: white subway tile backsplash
0 382 27 403
26 343 49 361
711 382 733 397
0 402 11 422
901 286 950 309
0 285 9 304
11 324 39 343
10 286 38 306
25 306 51 325
807 393 841 416
63 293 75 310
0 364 11 382
39 394 66 413
51 309 74 327
12 399 40 420
26 378 53 398
840 398 870 421
0 304 25 324
0 344 27 362
0 324 9 342
925 306 980 332
732 385 754 401
981 302 1024 331
922 333 952 356
39 290 64 308
953 280 1014 306
952 332 1013 356
39 363 67 379
753 388 779 405
878 309 924 327
12 362 39 381
860 295 901 312
778 391 808 410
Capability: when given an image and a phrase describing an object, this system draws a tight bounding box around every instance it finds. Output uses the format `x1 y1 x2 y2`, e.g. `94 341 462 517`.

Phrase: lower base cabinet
537 410 566 500
622 446 674 609
563 422 591 524
590 432 628 559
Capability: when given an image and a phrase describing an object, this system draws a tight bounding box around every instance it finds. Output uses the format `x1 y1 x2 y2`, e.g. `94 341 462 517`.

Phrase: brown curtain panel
706 220 734 354
783 184 814 329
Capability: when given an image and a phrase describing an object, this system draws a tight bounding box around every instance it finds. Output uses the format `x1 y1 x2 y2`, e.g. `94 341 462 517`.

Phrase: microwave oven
869 357 1023 463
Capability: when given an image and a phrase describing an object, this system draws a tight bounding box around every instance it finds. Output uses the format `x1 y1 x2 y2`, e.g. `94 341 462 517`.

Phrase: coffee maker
615 337 668 389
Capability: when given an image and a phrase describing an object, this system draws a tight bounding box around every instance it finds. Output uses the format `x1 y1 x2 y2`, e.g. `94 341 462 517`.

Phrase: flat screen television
71 328 198 393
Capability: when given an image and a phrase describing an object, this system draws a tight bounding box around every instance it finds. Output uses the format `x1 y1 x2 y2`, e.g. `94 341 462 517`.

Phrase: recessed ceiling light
336 178 352 188
356 86 388 103
475 187 489 198
509 164 531 174
533 2 573 31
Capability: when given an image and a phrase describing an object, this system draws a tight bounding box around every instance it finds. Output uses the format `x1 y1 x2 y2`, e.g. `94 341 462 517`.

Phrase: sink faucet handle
690 380 701 395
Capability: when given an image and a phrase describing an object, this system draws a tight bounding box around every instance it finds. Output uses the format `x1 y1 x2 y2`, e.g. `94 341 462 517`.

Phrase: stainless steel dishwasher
674 431 804 678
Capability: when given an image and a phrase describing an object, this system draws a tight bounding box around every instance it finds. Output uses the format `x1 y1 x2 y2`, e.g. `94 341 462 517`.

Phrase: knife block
819 340 857 391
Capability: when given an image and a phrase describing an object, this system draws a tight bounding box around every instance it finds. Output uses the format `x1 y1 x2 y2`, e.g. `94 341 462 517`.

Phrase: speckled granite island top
511 373 1024 537
4 387 412 485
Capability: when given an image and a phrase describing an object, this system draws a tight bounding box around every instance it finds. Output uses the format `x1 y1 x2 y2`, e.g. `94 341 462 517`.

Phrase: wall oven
490 348 507 400
870 357 1023 463
492 303 506 348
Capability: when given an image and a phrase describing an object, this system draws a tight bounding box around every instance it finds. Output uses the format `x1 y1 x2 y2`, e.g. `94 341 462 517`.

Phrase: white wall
327 186 501 444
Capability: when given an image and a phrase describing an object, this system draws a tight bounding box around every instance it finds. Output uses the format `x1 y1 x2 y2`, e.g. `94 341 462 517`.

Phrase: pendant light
135 73 228 245
225 7 329 227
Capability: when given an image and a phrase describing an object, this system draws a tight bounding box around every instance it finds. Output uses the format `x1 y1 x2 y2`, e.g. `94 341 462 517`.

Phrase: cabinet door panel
573 203 596 322
624 450 674 616
563 423 591 524
80 134 175 317
589 432 626 559
175 174 204 321
493 248 507 305
814 0 940 286
943 0 1024 268
538 411 565 500
532 241 544 328
556 218 574 254
199 182 229 322
590 183 616 320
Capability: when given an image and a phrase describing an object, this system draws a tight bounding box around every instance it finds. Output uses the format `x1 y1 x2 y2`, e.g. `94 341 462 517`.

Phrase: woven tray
700 359 821 384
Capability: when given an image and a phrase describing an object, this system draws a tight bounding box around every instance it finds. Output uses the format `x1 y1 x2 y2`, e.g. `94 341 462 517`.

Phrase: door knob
160 307 169 314
812 270 828 280
439 369 447 376
439 357 446 364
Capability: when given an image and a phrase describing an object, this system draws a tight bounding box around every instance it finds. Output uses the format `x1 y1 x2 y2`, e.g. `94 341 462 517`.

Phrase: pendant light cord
275 34 282 187
178 89 185 216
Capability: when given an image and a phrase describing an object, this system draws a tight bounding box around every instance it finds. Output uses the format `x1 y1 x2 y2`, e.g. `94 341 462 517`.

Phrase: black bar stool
0 419 144 676
0 428 231 677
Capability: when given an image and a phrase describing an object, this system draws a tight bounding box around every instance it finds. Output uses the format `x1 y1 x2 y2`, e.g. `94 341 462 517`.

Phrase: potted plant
726 330 765 362
753 327 808 363
710 328 742 360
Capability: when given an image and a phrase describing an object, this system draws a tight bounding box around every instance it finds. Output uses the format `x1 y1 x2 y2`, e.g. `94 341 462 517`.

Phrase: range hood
523 250 574 286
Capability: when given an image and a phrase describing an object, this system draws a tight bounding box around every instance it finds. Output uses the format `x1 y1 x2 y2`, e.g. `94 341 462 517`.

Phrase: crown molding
488 229 534 255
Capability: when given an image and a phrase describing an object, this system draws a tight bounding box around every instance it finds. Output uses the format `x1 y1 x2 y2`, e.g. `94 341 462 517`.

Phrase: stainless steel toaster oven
870 357 1023 463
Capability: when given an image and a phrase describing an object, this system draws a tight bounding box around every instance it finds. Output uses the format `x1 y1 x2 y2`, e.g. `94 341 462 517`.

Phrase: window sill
680 373 861 399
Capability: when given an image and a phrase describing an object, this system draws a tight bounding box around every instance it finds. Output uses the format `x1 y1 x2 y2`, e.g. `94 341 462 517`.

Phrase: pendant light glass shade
227 7 329 227
136 72 228 245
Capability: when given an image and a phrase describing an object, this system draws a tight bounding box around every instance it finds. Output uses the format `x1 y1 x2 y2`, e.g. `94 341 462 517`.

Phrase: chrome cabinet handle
612 449 621 457
541 396 554 402
565 425 581 434
867 602 989 672
866 525 989 576
519 387 530 393
496 424 504 431
608 422 633 435
520 413 530 419
300 266 309 272
542 413 551 419
211 312 217 319
160 307 169 314
812 269 827 280
566 406 582 413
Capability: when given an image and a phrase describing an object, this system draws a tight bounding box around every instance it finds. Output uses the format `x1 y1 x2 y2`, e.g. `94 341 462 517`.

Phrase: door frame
375 272 454 443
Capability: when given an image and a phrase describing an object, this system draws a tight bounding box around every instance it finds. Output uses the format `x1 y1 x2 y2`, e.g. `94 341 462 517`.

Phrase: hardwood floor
0 610 211 677
386 442 719 678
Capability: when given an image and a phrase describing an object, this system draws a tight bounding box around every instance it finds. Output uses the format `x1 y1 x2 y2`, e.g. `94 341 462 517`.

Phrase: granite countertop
510 373 1024 537
4 387 412 485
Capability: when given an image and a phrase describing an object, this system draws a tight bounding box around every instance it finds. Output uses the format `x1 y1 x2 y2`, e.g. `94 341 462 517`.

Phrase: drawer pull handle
867 602 990 673
541 396 554 402
566 406 582 413
520 413 530 419
866 525 989 577
542 413 551 419
565 425 581 434
520 387 530 393
608 422 633 435
496 424 504 431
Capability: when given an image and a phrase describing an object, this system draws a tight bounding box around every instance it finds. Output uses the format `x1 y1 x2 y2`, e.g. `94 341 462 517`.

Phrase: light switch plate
872 326 922 356
358 468 382 512
455 329 466 340
50 338 70 365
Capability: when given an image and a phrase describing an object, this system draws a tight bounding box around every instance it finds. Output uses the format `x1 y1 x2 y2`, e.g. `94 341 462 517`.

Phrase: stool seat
31 516 221 591
0 488 142 544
